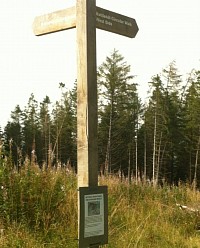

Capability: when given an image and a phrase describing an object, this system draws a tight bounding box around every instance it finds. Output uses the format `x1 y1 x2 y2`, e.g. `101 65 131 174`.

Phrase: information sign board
79 186 108 248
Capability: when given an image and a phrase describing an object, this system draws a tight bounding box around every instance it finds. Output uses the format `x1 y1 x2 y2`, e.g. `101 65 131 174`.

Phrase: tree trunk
135 135 138 184
156 132 162 185
105 101 113 175
143 116 147 182
193 135 200 188
128 147 131 184
152 108 157 187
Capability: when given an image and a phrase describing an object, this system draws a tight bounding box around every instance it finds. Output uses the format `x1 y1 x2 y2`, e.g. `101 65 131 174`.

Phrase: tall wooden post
76 1 99 247
76 0 98 188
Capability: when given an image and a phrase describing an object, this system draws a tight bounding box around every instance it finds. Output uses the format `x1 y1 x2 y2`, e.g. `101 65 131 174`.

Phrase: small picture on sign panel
88 201 100 216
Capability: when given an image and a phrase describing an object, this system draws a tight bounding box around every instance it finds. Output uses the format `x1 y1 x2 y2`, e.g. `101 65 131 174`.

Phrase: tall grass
0 159 200 247
0 160 78 247
103 176 200 247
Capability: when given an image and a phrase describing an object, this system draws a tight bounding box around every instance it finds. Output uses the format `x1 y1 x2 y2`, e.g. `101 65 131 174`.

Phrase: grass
0 161 200 247
103 177 200 248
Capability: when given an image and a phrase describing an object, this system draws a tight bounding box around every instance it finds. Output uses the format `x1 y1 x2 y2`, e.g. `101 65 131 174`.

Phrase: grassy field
0 162 200 247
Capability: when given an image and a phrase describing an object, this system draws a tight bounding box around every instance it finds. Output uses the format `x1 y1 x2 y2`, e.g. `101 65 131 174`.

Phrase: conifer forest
1 50 200 187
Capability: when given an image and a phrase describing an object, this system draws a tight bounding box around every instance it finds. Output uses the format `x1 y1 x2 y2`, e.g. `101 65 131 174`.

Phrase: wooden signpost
33 1 138 247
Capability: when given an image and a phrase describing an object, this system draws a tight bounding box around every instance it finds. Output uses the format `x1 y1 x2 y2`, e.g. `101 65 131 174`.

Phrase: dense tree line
1 83 77 171
1 50 200 186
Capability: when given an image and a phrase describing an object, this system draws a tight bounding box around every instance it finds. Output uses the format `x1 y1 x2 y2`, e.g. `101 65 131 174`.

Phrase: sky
0 0 200 128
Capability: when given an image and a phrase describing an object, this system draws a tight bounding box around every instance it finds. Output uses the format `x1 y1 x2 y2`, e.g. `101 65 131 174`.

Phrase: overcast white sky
0 0 200 128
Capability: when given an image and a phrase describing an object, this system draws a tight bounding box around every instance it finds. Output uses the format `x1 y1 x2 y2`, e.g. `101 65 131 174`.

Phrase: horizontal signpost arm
96 7 139 38
33 6 76 36
33 6 138 38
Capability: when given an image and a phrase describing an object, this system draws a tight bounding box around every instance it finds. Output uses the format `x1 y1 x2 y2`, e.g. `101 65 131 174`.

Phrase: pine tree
3 105 23 169
22 93 40 165
98 49 140 176
161 61 183 183
39 96 51 167
145 74 166 185
183 70 200 186
51 83 77 169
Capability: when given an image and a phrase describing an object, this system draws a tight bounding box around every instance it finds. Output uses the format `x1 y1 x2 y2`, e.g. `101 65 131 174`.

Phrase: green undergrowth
103 177 200 248
0 163 78 247
0 162 200 247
